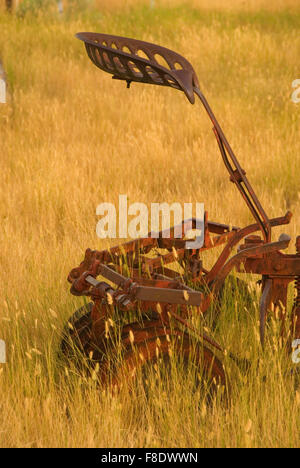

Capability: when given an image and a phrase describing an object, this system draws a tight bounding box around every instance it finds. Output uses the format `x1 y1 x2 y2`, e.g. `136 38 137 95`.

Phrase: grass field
0 0 299 448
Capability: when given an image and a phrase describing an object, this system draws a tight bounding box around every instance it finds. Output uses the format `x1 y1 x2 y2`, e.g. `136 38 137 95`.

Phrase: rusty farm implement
62 33 300 390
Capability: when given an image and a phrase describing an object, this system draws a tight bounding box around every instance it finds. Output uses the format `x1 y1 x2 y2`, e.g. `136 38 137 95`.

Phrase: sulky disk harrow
62 32 300 389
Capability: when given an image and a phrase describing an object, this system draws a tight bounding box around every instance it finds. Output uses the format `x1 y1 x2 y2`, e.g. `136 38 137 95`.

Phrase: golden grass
94 0 300 13
2 0 300 14
0 0 299 447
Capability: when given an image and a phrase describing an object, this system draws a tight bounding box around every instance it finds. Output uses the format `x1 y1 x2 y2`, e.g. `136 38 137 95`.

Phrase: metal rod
194 87 271 243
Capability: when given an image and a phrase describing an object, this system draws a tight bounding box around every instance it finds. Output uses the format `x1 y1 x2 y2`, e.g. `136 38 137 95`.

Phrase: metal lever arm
194 87 271 243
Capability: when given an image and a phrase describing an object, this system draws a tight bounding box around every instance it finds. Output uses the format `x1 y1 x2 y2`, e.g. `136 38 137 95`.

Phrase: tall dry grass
0 0 299 447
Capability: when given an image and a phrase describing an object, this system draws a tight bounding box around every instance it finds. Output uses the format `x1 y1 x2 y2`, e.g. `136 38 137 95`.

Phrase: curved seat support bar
194 88 271 243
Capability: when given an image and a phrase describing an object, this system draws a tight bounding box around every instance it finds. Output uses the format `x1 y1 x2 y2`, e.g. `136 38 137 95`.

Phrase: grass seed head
49 308 58 318
106 293 113 305
172 246 178 260
129 330 134 344
183 290 189 301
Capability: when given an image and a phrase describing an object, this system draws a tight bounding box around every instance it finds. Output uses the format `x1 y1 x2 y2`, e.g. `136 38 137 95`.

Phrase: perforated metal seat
76 32 200 103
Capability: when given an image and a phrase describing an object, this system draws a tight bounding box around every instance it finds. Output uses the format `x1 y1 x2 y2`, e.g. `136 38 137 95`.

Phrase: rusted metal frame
213 126 271 243
205 212 292 285
158 216 239 239
269 278 291 310
72 268 249 369
159 215 239 240
269 277 291 338
112 263 184 282
132 257 208 284
99 237 157 265
239 253 300 277
194 87 271 243
128 244 299 344
115 229 235 276
87 272 246 368
87 264 205 306
241 238 300 343
259 278 273 347
90 300 111 346
199 237 292 316
67 239 161 284
132 285 203 306
92 267 189 292
151 266 183 279
156 230 236 251
208 234 291 301
207 219 239 235
178 217 239 235
258 276 290 347
292 237 300 338
68 218 239 284
72 214 239 275
74 236 273 312
139 231 236 274
125 213 290 276
201 234 290 313
159 263 210 278
72 215 223 267
153 273 195 289
68 213 292 298
71 262 202 307
71 283 207 360
132 277 191 291
138 232 237 270
72 33 300 377
86 272 225 356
